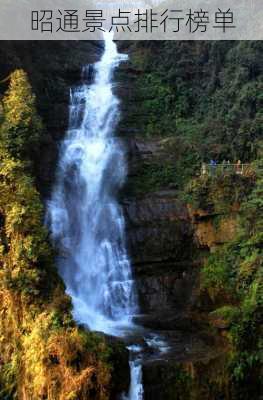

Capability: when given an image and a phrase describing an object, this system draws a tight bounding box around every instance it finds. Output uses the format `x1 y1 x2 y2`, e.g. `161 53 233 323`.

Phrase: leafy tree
0 69 42 160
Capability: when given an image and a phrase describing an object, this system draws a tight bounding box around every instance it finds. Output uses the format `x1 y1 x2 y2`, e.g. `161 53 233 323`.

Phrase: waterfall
46 32 138 335
128 361 144 400
123 345 144 400
47 31 143 400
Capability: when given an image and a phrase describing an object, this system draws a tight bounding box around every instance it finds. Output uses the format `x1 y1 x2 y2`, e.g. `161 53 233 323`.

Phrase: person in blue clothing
210 159 217 174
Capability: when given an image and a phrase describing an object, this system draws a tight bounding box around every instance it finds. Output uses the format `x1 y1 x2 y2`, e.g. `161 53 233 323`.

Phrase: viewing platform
200 162 255 178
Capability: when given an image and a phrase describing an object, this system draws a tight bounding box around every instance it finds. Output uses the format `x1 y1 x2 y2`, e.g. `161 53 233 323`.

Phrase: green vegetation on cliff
123 41 262 194
199 159 262 399
123 40 262 399
183 156 262 399
185 172 254 213
0 70 117 400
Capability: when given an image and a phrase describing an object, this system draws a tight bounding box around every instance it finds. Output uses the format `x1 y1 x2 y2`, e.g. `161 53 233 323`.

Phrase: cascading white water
47 31 143 400
123 345 144 400
128 361 144 400
46 32 139 335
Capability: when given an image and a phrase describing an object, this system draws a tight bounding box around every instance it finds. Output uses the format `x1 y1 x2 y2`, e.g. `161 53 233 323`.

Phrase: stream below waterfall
47 32 170 399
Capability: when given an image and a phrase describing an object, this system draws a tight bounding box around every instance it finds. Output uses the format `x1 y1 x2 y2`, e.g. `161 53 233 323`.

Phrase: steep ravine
121 136 231 400
23 39 232 398
0 39 261 399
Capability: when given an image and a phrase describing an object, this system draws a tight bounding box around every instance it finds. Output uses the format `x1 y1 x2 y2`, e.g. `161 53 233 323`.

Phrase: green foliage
201 246 238 301
0 70 42 160
0 354 19 399
127 161 177 195
136 73 176 137
200 159 263 397
124 135 201 197
126 41 263 191
185 172 253 212
0 70 52 298
164 365 192 400
210 305 240 322
0 70 112 399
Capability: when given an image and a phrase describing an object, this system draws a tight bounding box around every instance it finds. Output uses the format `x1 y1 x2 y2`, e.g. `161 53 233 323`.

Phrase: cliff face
115 40 262 399
188 206 239 250
119 135 235 400
122 138 197 321
115 39 261 316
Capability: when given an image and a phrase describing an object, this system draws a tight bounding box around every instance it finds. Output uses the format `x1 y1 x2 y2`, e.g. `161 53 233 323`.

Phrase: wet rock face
136 270 197 316
124 194 193 265
123 194 197 316
122 138 198 320
115 56 201 322
105 336 130 398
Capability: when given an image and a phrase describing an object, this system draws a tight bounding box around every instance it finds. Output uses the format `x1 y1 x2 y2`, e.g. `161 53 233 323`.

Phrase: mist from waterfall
46 32 139 335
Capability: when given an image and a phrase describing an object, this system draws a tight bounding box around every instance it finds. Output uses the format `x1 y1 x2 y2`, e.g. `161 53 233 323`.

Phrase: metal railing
200 163 254 177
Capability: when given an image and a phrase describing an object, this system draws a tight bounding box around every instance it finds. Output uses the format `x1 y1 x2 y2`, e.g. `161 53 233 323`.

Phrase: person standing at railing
236 160 242 174
209 159 217 176
201 162 207 176
222 160 226 173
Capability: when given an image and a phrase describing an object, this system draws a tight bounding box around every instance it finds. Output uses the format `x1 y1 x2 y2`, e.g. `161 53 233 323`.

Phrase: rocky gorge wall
115 41 262 399
115 50 236 324
120 136 238 400
123 138 197 321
